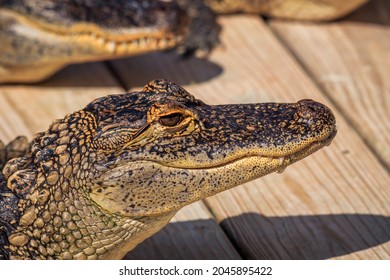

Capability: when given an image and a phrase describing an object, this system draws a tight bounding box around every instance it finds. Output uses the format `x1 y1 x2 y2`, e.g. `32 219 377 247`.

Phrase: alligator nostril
306 104 317 112
297 99 325 119
296 99 336 129
298 99 323 110
298 99 317 107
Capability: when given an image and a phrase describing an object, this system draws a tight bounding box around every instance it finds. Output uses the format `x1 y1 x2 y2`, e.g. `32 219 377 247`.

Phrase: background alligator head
0 0 187 83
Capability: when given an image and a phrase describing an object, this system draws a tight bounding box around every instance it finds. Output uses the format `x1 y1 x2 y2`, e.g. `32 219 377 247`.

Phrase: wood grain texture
269 0 390 170
0 62 239 260
111 15 390 259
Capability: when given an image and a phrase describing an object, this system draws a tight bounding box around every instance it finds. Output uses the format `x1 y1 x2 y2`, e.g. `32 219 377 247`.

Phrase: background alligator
0 0 368 83
0 79 337 259
206 0 368 19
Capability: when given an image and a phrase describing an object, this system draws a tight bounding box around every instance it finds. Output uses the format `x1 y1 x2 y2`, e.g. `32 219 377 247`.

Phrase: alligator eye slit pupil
159 113 183 127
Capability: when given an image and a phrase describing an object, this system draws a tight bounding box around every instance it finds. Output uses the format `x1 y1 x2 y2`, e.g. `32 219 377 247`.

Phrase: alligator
0 0 368 83
0 79 337 259
206 0 368 19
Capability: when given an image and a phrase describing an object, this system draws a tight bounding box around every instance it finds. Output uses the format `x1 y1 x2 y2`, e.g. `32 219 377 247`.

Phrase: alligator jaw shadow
24 51 223 88
107 51 223 88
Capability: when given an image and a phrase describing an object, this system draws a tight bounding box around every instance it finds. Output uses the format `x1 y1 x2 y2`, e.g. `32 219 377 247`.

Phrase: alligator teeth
106 41 116 53
117 42 128 54
90 34 177 54
97 37 105 46
127 40 134 50
148 38 157 48
139 37 153 48
158 38 169 48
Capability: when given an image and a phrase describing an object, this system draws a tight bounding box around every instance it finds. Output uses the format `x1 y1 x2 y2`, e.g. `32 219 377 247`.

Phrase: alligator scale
0 79 337 259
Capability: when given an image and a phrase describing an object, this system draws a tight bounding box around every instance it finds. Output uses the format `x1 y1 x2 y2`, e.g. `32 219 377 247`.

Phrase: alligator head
0 0 187 83
87 80 337 217
2 79 336 259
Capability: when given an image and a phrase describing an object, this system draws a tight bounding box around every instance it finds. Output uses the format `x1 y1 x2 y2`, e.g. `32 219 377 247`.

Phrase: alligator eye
159 113 183 127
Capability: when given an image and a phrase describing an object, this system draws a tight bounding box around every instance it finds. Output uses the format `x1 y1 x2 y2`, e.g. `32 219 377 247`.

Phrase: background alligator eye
159 113 183 127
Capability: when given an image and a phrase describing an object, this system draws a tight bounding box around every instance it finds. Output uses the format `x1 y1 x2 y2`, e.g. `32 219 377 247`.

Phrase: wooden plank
111 15 390 259
269 0 390 170
0 62 239 259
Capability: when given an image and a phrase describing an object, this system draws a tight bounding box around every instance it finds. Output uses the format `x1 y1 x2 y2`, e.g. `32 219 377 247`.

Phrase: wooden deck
0 0 389 259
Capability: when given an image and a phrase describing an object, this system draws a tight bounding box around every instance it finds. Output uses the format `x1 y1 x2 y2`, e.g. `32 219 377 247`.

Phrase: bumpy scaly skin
0 137 30 171
0 79 337 259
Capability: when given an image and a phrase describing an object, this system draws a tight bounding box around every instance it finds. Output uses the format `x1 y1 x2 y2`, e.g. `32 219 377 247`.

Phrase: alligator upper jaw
2 9 183 57
147 125 337 173
66 30 181 57
49 26 183 57
105 98 337 173
106 120 337 178
0 9 184 83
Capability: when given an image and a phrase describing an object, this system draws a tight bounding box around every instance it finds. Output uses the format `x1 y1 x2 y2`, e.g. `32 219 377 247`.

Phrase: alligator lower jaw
273 130 337 173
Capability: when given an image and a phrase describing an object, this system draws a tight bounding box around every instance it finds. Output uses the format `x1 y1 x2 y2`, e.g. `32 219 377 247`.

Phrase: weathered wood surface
270 0 390 170
0 2 389 260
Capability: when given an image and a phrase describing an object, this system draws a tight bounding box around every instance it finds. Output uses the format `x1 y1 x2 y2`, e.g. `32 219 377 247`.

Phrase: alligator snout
296 99 336 129
298 98 332 116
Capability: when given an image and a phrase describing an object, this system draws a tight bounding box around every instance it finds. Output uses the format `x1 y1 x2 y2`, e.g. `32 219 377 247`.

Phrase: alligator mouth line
109 128 337 174
75 32 181 54
2 9 182 54
160 128 338 172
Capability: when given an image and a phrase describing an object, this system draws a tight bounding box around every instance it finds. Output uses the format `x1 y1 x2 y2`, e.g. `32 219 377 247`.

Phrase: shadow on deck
124 213 390 259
